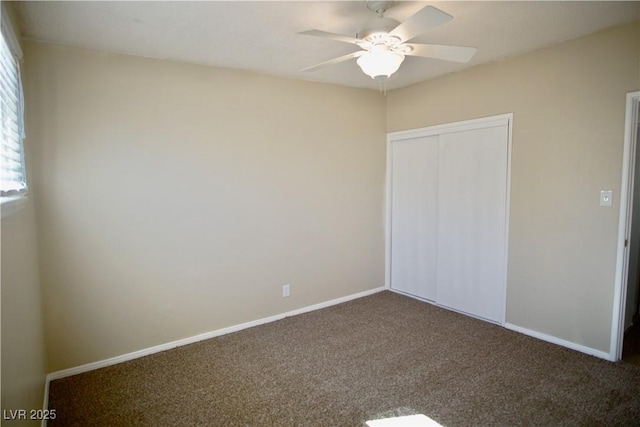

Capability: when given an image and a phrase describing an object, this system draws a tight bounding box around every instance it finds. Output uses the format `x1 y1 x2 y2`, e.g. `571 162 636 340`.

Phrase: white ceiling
12 1 640 91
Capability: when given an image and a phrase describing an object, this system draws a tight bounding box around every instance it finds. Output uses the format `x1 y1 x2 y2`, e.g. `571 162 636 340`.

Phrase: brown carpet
48 291 640 426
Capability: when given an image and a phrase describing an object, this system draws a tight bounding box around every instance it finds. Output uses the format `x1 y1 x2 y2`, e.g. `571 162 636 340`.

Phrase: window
1 6 26 215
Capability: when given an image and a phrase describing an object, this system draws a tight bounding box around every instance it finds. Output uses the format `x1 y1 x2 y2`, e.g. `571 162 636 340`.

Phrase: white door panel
436 125 508 322
390 136 439 301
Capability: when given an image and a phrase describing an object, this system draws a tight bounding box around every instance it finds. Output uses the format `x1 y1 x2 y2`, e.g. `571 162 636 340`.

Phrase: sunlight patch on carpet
366 414 444 427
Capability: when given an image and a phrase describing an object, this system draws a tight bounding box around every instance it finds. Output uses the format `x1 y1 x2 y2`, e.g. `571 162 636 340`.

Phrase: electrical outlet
282 284 290 298
600 190 613 207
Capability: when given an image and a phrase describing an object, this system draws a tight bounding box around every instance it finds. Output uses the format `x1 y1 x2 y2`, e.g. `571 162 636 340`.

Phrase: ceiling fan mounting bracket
366 1 393 16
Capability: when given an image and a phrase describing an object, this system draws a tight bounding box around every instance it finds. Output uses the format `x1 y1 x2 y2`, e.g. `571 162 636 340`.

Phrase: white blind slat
0 28 26 197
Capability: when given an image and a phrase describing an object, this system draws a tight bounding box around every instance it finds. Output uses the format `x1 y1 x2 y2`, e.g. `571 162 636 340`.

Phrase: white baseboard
41 374 50 427
504 322 613 361
44 286 386 386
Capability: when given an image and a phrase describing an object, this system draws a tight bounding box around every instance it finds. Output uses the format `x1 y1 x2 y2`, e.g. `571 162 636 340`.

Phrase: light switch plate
600 190 613 207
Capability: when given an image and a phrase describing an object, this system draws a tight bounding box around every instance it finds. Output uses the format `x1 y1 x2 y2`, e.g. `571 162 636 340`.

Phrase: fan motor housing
358 16 401 42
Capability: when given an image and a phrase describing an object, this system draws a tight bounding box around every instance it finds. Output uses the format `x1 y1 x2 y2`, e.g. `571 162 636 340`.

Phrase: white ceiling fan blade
302 51 364 72
405 43 477 63
298 30 362 45
389 6 453 43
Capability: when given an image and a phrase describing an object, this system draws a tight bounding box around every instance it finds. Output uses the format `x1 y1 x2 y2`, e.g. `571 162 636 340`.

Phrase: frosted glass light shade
357 48 405 79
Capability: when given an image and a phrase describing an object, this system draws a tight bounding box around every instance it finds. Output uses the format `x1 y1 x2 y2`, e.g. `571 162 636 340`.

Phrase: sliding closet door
390 136 438 301
436 124 508 322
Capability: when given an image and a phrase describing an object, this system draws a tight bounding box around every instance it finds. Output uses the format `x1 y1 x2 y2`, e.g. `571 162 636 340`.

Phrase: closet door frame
385 113 513 325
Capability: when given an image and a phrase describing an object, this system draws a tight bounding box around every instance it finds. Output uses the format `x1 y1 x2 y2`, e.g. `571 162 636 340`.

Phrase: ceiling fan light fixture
299 3 475 86
356 46 405 79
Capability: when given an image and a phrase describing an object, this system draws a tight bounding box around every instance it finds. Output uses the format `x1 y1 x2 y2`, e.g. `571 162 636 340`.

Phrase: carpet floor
48 291 640 426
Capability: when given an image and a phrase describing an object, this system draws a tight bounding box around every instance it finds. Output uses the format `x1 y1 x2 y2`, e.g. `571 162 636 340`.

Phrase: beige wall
24 42 387 372
1 200 47 426
388 21 640 353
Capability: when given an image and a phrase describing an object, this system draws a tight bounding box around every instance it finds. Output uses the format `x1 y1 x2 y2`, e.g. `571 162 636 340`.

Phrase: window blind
0 28 25 197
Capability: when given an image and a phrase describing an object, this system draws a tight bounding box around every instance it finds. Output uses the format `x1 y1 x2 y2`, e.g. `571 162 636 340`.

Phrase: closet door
435 124 508 322
390 136 439 301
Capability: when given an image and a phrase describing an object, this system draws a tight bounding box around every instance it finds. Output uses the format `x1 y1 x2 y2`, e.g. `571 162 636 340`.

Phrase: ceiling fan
299 1 477 82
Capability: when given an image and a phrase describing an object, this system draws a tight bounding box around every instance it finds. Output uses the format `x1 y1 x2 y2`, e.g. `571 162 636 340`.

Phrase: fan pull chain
379 80 387 96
